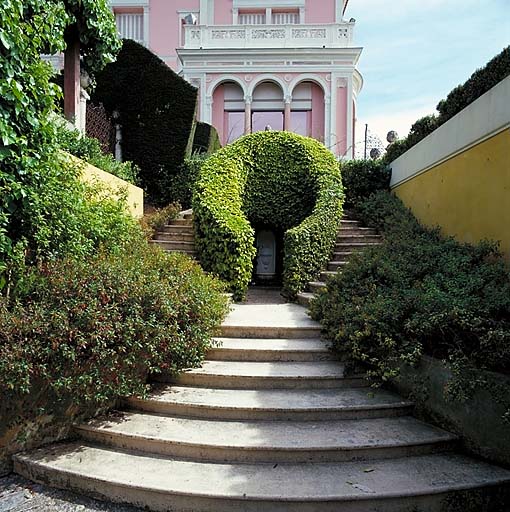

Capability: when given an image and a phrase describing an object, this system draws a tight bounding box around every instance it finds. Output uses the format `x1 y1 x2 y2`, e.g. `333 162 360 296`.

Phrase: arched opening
212 80 245 145
251 81 285 133
290 81 325 141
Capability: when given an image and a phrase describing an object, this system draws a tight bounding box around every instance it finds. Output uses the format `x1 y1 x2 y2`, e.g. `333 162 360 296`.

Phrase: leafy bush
91 40 198 205
385 46 510 162
193 131 344 299
1 244 228 403
55 123 139 184
169 154 208 209
193 122 222 155
341 159 391 209
141 202 181 239
310 191 510 386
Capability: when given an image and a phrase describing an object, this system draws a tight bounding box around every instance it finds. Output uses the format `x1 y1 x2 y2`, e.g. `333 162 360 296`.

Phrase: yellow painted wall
393 129 510 262
63 152 144 219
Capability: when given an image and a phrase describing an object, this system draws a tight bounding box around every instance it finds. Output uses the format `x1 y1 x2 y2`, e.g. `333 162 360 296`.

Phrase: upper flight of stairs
151 209 197 257
13 299 510 511
297 213 383 307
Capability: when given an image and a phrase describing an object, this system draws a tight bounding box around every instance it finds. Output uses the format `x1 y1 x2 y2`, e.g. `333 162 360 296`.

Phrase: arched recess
290 78 327 141
211 80 246 145
251 80 286 133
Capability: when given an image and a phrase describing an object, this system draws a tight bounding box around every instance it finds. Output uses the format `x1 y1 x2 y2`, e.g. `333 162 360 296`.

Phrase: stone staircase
150 209 197 257
297 214 382 307
13 296 510 511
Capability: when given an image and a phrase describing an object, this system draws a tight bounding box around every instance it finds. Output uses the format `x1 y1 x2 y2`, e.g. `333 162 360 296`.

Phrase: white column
244 95 252 135
143 6 150 47
346 75 354 159
204 95 213 125
299 7 305 23
233 8 239 24
266 7 272 24
335 0 343 22
284 95 292 131
325 94 332 151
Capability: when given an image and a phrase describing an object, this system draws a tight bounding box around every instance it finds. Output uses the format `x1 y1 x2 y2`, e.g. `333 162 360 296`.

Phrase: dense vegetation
385 46 510 162
193 121 221 155
91 39 198 205
193 131 344 299
310 192 510 411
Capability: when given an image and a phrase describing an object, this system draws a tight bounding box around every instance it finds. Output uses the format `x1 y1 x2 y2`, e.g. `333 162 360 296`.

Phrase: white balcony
183 22 354 50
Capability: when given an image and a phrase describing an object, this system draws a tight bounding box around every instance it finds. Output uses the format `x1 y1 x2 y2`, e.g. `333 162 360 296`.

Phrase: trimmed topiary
193 121 221 155
192 131 344 300
91 39 198 205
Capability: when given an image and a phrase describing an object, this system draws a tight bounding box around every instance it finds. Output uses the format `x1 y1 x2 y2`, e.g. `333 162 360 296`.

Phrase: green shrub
193 131 344 299
310 191 510 385
91 40 198 205
141 202 181 239
385 46 510 162
170 154 208 209
341 159 391 209
0 244 228 404
55 123 139 184
193 122 222 155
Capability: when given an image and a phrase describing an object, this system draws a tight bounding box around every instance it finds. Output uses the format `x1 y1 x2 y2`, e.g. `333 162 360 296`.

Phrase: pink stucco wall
304 0 336 23
215 0 233 24
212 85 226 145
336 86 348 157
149 0 199 70
311 83 325 142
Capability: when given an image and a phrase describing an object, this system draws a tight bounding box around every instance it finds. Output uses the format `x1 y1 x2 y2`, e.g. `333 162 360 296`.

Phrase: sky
347 0 510 145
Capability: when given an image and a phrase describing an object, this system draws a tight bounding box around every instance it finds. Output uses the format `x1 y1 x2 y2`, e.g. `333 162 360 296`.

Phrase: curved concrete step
327 261 348 271
166 361 368 389
154 232 195 242
15 445 510 512
208 338 335 362
76 413 457 463
308 281 326 294
337 234 382 243
320 270 338 282
335 242 382 251
150 240 196 251
297 292 315 307
331 251 355 262
170 218 193 226
126 386 414 420
338 227 377 235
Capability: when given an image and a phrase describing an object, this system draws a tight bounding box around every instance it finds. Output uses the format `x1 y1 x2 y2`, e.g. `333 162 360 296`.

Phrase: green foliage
91 40 198 206
0 0 120 282
55 123 139 184
0 245 228 403
341 159 391 209
140 202 181 239
170 154 208 209
193 122 222 155
193 131 343 299
385 46 510 162
310 191 510 387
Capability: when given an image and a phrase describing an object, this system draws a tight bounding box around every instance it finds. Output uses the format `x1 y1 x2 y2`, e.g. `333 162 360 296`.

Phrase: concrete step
320 270 338 282
161 224 194 233
340 218 361 225
150 240 196 251
308 281 326 294
15 445 510 512
76 413 458 464
338 227 377 235
126 385 414 421
220 302 321 339
166 361 369 390
169 218 193 226
331 251 355 262
296 291 314 307
335 242 382 251
207 338 335 362
154 231 195 242
337 234 382 243
327 261 348 272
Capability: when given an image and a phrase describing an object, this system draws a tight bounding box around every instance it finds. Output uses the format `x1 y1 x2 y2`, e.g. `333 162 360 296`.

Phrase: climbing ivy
0 0 120 285
192 131 344 299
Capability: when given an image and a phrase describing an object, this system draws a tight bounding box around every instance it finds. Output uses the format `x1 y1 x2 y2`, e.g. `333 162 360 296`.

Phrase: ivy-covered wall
91 40 198 206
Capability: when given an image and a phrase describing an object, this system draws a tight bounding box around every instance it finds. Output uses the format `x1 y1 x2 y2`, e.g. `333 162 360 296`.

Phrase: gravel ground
0 474 143 512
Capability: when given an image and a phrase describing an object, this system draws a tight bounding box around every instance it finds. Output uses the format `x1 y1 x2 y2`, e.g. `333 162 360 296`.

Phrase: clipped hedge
193 131 344 299
170 154 208 209
91 39 198 205
193 122 221 155
341 159 391 209
385 46 510 162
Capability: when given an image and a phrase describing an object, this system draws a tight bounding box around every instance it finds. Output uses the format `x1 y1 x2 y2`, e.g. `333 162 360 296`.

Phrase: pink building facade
110 0 363 158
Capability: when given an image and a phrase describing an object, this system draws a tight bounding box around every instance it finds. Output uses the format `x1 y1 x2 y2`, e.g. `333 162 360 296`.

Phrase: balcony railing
115 13 144 44
183 22 354 50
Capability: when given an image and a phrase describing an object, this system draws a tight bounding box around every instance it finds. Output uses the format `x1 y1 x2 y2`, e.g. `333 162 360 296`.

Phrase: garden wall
67 153 144 218
390 75 510 262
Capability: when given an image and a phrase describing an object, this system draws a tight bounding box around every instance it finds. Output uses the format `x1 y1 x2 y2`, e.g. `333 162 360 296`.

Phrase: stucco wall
390 76 510 263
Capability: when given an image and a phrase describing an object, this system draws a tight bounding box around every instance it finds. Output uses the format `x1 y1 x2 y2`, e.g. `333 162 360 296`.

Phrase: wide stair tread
126 385 414 420
15 444 510 512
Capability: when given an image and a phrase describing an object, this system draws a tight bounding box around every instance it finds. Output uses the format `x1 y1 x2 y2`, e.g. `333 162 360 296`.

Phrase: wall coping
390 75 510 188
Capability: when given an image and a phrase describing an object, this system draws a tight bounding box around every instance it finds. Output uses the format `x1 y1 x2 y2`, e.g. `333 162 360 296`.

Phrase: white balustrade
239 13 266 25
272 12 299 25
184 22 353 49
115 13 144 43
